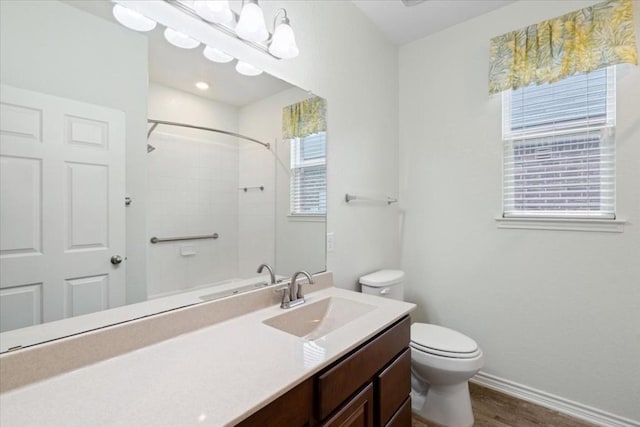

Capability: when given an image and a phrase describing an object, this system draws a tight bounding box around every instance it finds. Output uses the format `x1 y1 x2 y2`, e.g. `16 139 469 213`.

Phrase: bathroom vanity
239 316 411 427
0 279 415 426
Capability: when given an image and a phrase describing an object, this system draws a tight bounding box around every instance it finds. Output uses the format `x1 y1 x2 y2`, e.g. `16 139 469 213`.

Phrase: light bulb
235 61 263 76
235 1 268 43
203 46 234 63
269 21 299 59
164 28 200 49
112 4 156 32
193 1 234 25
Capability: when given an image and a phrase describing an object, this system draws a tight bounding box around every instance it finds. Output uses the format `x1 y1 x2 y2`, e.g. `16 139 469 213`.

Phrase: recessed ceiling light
195 81 210 90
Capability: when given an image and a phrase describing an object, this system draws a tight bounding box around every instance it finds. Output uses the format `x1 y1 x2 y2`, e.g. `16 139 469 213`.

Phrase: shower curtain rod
147 119 270 149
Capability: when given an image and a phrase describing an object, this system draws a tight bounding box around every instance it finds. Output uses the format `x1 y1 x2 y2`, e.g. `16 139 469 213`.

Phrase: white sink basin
263 297 376 340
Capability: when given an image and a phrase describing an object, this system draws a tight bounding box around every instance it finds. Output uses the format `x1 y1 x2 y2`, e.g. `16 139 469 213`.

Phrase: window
502 67 616 219
290 131 326 215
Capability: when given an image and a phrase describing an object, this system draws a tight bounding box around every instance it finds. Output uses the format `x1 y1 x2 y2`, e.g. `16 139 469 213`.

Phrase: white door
0 84 126 333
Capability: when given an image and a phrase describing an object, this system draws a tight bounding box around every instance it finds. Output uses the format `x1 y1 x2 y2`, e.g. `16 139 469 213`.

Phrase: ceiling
64 0 293 107
352 0 515 45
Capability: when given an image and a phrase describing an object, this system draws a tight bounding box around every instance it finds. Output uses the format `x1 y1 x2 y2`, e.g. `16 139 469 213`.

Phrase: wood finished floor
411 383 597 427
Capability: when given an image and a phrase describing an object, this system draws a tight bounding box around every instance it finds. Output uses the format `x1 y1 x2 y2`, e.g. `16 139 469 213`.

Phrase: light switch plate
326 232 335 252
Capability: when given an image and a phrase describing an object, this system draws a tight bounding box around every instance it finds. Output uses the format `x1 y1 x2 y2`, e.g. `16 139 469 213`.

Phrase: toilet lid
410 323 480 358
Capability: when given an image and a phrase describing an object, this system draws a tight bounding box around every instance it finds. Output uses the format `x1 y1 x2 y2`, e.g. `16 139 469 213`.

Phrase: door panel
65 115 109 149
64 275 109 317
0 283 42 332
0 156 42 255
65 162 109 250
0 84 126 331
0 102 42 143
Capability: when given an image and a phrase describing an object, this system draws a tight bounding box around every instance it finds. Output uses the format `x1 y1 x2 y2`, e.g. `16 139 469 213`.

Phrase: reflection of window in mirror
290 132 327 215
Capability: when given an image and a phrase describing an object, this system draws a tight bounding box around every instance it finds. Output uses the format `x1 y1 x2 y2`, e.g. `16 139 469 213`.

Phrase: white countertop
0 287 415 426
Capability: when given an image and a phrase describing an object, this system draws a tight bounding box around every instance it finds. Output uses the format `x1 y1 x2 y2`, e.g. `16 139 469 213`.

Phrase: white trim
287 214 326 222
495 216 626 232
471 372 640 427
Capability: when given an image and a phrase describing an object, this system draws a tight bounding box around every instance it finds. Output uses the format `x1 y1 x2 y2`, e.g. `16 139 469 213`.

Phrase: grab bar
239 186 264 192
345 193 398 205
150 233 219 244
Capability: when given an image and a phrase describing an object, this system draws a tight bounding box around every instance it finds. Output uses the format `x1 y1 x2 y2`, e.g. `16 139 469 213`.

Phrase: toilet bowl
410 323 484 427
360 270 484 427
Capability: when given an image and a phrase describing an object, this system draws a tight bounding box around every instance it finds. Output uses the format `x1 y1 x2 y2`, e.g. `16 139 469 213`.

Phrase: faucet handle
274 284 291 307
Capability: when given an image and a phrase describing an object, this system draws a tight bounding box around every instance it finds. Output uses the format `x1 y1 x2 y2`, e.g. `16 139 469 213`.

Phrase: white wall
238 87 326 278
252 1 401 289
147 83 241 297
0 0 149 304
399 0 640 420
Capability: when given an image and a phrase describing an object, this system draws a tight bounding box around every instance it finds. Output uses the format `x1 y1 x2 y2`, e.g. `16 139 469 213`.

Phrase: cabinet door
377 348 411 425
384 397 411 427
321 383 374 427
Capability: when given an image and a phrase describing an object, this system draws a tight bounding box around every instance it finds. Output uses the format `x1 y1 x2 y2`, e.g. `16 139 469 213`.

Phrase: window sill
287 214 326 223
495 216 626 233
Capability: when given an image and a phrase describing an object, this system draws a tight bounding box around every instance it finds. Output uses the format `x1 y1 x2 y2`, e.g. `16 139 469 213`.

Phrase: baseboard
471 371 639 427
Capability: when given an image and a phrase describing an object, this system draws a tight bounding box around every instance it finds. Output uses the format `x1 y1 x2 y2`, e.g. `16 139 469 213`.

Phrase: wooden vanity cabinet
236 315 411 427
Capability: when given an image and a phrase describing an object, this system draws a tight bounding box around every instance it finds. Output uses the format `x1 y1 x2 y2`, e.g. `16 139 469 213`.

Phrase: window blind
290 132 326 215
502 67 616 218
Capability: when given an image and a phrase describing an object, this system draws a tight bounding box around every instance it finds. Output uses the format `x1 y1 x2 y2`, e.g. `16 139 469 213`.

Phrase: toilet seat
411 323 481 359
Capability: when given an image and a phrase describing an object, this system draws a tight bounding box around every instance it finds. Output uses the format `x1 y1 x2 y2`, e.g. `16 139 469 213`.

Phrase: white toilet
360 270 484 427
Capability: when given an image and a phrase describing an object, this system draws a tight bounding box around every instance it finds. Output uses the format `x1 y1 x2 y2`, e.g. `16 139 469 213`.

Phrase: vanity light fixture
191 0 300 59
193 0 234 27
112 4 157 32
111 1 298 78
235 61 263 76
268 9 299 59
195 81 210 90
164 28 201 49
203 45 234 63
235 0 269 43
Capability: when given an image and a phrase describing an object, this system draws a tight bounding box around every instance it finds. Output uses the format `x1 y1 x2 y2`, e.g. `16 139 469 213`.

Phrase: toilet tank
359 270 404 300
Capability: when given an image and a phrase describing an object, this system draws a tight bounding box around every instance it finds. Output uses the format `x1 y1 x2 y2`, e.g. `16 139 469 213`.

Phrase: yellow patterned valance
282 96 326 139
488 0 638 94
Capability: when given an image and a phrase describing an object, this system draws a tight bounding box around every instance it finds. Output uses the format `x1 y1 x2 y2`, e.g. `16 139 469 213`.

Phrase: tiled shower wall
146 131 239 298
237 141 276 278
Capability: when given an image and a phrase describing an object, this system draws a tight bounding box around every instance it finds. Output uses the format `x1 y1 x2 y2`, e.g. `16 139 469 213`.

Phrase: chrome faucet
279 271 314 309
257 263 276 285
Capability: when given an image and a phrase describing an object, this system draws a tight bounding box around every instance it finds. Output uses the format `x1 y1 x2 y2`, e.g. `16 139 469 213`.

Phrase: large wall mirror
0 0 327 352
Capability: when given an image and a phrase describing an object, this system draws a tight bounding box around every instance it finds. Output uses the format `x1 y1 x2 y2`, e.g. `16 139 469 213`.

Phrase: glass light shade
268 22 299 59
112 4 156 32
193 1 234 25
164 28 200 49
235 1 268 42
203 46 234 63
235 61 263 76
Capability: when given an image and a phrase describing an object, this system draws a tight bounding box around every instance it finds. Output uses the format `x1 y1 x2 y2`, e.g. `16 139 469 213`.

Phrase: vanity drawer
377 348 411 425
316 316 410 420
